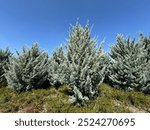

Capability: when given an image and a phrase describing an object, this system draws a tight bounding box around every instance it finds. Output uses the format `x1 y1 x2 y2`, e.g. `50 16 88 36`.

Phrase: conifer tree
4 43 48 91
48 47 66 87
0 48 11 86
142 64 150 94
64 22 106 105
108 35 146 91
138 34 150 94
139 34 150 62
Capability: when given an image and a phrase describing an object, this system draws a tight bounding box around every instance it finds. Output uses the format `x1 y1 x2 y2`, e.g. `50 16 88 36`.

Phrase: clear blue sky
0 0 150 54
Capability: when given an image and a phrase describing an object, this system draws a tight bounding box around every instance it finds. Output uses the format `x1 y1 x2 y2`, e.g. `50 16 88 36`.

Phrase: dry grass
0 84 150 113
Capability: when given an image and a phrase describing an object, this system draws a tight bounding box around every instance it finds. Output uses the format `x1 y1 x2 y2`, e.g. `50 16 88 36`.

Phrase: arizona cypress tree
64 22 106 105
139 34 150 62
141 64 150 94
4 43 48 91
48 47 66 87
0 48 11 86
138 34 150 94
108 35 146 91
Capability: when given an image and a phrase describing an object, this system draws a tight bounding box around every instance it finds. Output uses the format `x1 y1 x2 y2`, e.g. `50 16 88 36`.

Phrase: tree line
0 22 150 105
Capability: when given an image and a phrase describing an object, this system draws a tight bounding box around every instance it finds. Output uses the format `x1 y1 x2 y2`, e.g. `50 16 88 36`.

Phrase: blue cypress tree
138 34 150 94
108 35 146 91
4 43 48 91
64 22 106 105
0 48 11 87
48 47 67 87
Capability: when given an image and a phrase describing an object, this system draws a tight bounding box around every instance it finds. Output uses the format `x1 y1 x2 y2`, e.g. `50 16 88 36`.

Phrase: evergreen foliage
108 35 146 91
139 34 150 62
138 34 150 94
1 22 150 97
4 43 48 91
0 48 11 86
48 47 66 87
142 64 150 94
103 54 111 84
64 22 106 105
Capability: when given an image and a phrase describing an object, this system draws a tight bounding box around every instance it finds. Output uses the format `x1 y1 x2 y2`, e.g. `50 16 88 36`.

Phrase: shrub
4 43 48 91
142 69 150 94
0 48 11 86
138 34 150 94
139 34 150 62
48 47 66 87
64 22 106 105
108 35 146 91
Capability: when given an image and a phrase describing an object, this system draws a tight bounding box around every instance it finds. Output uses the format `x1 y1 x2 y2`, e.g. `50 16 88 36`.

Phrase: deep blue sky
0 0 150 54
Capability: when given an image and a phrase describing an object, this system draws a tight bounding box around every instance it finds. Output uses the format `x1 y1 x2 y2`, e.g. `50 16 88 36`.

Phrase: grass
0 83 150 113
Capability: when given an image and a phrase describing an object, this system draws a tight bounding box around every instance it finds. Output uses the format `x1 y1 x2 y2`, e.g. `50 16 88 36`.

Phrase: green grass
0 84 150 113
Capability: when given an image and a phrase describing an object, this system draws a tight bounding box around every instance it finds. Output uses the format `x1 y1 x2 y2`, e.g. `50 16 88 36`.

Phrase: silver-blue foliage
64 22 106 105
138 34 150 94
108 35 146 91
0 48 11 86
48 47 67 87
4 43 48 91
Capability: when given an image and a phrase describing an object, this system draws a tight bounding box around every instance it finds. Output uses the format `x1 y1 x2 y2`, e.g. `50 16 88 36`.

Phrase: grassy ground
0 83 150 113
